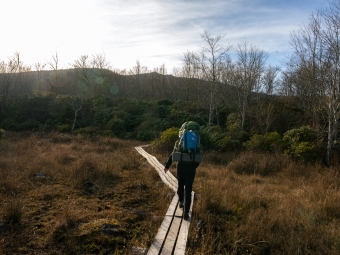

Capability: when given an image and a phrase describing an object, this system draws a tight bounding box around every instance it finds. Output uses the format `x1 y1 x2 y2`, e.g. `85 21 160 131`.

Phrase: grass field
150 148 340 255
1 132 340 255
0 132 171 255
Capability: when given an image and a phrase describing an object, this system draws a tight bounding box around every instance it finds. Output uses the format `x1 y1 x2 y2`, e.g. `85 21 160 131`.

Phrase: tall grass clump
2 199 24 225
0 129 5 143
227 151 288 176
0 132 168 254
186 150 340 254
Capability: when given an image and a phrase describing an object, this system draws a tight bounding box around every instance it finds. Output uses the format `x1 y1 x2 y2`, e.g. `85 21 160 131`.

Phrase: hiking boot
184 213 189 220
179 201 184 209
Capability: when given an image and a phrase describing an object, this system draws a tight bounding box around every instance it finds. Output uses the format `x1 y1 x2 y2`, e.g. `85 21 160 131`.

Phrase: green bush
207 123 243 151
137 130 155 141
244 132 283 152
226 113 243 140
153 127 179 151
74 126 98 136
216 136 241 151
101 130 115 137
107 117 125 136
57 124 71 133
18 119 40 131
199 126 212 150
283 126 317 144
208 125 226 150
283 126 319 162
293 141 318 162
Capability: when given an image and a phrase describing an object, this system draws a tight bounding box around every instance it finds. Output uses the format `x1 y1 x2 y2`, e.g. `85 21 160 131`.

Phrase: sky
0 0 327 73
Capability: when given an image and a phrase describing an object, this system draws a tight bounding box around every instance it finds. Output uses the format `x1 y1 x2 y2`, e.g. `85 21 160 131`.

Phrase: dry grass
3 133 340 255
0 132 171 255
151 149 340 255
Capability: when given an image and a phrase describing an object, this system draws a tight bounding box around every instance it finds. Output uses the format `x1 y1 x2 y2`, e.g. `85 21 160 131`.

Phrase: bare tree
91 53 110 69
289 12 324 128
320 1 340 166
177 51 201 102
67 54 111 130
287 0 340 166
34 62 46 91
262 66 280 95
195 30 232 129
247 66 280 134
128 60 148 99
234 39 268 129
68 55 93 131
156 63 169 99
0 52 23 110
14 62 32 95
46 51 61 94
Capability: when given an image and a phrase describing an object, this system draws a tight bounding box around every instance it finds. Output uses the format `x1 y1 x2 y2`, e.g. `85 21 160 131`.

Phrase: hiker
164 154 199 220
164 121 202 220
164 126 200 223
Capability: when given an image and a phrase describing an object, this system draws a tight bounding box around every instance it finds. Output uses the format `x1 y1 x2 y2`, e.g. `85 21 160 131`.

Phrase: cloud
0 0 328 72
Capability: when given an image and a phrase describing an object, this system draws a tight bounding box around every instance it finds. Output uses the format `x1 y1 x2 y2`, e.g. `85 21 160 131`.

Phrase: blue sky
0 0 327 73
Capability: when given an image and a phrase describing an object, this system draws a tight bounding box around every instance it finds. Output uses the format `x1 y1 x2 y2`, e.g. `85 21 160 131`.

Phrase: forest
1 1 340 167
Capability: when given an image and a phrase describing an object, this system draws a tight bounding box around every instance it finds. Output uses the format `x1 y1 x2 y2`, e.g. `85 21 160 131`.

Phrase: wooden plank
135 146 178 192
174 191 195 255
161 200 183 254
146 152 177 184
147 195 178 255
135 146 178 188
135 146 193 255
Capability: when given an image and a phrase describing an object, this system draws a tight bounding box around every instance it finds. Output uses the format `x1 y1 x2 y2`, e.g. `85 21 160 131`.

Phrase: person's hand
164 168 169 173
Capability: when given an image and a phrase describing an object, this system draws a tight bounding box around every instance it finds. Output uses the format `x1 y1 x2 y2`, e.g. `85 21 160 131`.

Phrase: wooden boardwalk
135 146 194 255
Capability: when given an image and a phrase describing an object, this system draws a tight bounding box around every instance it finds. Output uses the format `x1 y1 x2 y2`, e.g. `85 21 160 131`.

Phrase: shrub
207 125 226 150
3 200 23 225
283 126 320 162
283 126 317 144
153 127 178 151
199 126 213 150
216 136 241 151
107 116 125 136
18 119 40 131
73 126 98 136
294 141 318 162
57 124 71 133
226 113 243 140
207 119 245 151
0 129 5 142
228 152 287 176
101 130 115 137
244 131 283 152
137 131 155 141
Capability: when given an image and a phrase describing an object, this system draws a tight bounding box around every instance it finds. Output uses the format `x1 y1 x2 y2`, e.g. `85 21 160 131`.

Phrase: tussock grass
227 151 289 176
3 132 339 254
2 199 24 225
0 132 171 254
149 149 340 255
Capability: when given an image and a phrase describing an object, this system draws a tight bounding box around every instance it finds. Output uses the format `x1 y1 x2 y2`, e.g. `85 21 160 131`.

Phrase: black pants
177 163 196 214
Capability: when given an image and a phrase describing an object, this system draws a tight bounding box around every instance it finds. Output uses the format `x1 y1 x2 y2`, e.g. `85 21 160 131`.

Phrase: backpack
172 121 203 163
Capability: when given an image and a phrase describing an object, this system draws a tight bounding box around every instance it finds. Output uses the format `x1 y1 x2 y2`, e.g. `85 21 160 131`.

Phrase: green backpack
172 121 203 163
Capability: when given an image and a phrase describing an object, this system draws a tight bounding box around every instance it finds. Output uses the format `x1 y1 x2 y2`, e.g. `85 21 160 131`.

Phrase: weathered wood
147 196 178 255
162 201 183 254
135 146 177 192
135 146 194 255
174 191 195 255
